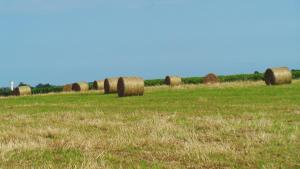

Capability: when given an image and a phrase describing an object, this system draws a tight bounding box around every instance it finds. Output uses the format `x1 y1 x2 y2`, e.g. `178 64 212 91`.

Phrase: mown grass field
0 81 299 169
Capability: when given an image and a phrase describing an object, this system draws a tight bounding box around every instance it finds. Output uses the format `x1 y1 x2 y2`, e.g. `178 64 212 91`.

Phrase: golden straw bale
264 67 292 85
104 78 119 94
63 84 73 92
203 73 220 84
117 77 144 97
72 82 89 92
165 76 182 86
13 86 31 96
93 80 104 90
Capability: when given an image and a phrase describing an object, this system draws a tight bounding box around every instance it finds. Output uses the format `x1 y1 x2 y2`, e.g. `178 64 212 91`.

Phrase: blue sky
0 0 299 87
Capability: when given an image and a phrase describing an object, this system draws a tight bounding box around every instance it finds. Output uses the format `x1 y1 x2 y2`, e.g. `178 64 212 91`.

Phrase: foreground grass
0 81 299 169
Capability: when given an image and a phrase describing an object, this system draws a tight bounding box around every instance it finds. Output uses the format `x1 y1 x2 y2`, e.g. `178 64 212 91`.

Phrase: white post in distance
10 81 14 91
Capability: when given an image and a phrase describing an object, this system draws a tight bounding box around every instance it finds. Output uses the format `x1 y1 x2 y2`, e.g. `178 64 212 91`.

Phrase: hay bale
72 82 89 92
117 77 144 97
165 76 182 86
104 78 119 94
93 80 104 90
264 67 292 85
13 86 31 96
203 73 220 84
63 84 73 92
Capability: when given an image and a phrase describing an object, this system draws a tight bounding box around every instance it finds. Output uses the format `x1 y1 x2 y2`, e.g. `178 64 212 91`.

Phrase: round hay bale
203 73 220 84
93 80 104 90
165 76 182 86
264 67 292 85
117 77 144 97
72 82 89 92
63 84 73 92
104 78 119 94
13 86 31 96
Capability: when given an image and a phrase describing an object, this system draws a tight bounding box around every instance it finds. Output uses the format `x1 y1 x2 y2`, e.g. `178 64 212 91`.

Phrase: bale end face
117 78 125 97
72 84 81 91
165 76 171 85
264 69 276 85
104 79 110 94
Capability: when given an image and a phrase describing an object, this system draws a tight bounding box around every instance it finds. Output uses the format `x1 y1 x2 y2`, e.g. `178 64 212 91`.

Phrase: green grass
0 81 299 169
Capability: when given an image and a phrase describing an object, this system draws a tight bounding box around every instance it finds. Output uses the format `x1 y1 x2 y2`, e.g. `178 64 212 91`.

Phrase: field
0 81 299 169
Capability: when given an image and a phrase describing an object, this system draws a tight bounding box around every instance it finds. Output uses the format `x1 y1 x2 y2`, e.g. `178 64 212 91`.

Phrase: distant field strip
0 81 299 168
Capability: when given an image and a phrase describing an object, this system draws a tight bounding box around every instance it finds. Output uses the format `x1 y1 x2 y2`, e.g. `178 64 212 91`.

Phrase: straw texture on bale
165 76 182 86
63 84 73 92
93 80 104 90
72 82 89 92
117 77 144 97
13 86 31 96
203 73 220 84
264 67 292 85
104 78 119 94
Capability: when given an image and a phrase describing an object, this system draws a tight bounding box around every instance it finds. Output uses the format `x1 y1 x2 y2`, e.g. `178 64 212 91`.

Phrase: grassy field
0 81 299 169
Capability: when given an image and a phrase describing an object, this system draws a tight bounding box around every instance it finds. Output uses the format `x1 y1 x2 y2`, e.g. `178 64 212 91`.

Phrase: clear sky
0 0 299 87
